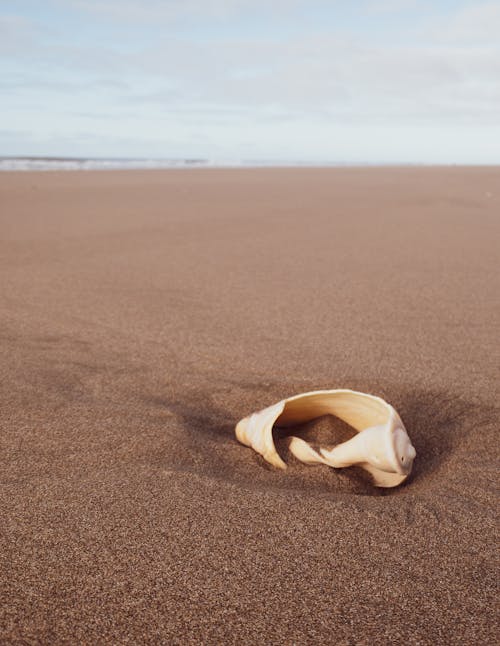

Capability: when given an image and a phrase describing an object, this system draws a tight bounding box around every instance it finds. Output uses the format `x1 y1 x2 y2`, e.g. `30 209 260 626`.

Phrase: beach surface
1 167 498 644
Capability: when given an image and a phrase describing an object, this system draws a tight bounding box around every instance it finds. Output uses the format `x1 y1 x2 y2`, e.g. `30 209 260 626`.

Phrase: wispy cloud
430 2 500 43
1 1 499 160
362 0 421 14
49 0 312 23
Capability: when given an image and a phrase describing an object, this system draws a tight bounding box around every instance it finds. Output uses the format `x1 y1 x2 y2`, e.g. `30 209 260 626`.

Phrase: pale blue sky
1 1 499 162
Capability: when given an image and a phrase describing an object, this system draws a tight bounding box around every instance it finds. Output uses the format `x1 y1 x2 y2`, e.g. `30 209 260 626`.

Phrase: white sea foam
0 158 219 171
0 157 370 171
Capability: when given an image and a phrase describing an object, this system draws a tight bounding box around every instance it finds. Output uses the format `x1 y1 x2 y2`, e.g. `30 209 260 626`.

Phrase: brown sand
0 167 498 644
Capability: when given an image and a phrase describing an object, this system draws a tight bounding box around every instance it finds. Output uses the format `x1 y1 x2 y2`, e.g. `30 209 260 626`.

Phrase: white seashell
235 389 416 487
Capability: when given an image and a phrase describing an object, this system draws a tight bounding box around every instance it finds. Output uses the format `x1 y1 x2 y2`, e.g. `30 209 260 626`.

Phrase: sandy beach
0 167 498 644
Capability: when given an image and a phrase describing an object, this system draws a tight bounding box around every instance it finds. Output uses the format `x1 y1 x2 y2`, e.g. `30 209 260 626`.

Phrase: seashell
235 389 416 487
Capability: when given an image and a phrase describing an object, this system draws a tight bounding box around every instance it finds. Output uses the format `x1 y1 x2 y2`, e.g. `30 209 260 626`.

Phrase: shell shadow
392 389 479 490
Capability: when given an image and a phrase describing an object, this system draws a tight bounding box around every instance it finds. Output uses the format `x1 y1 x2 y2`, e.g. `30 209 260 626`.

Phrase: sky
1 0 499 163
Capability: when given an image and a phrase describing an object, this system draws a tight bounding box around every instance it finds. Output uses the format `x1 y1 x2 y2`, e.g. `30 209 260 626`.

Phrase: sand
0 167 498 644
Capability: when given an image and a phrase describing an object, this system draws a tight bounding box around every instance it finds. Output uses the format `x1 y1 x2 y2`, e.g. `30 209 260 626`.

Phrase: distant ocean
0 157 217 171
0 157 383 171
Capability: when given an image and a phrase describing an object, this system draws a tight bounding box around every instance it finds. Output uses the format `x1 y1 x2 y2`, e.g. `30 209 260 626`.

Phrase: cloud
0 14 40 54
437 2 500 44
48 0 310 24
3 14 499 124
362 0 421 14
2 2 500 160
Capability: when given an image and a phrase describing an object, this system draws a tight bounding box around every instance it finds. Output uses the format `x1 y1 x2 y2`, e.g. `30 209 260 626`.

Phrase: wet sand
0 167 498 644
